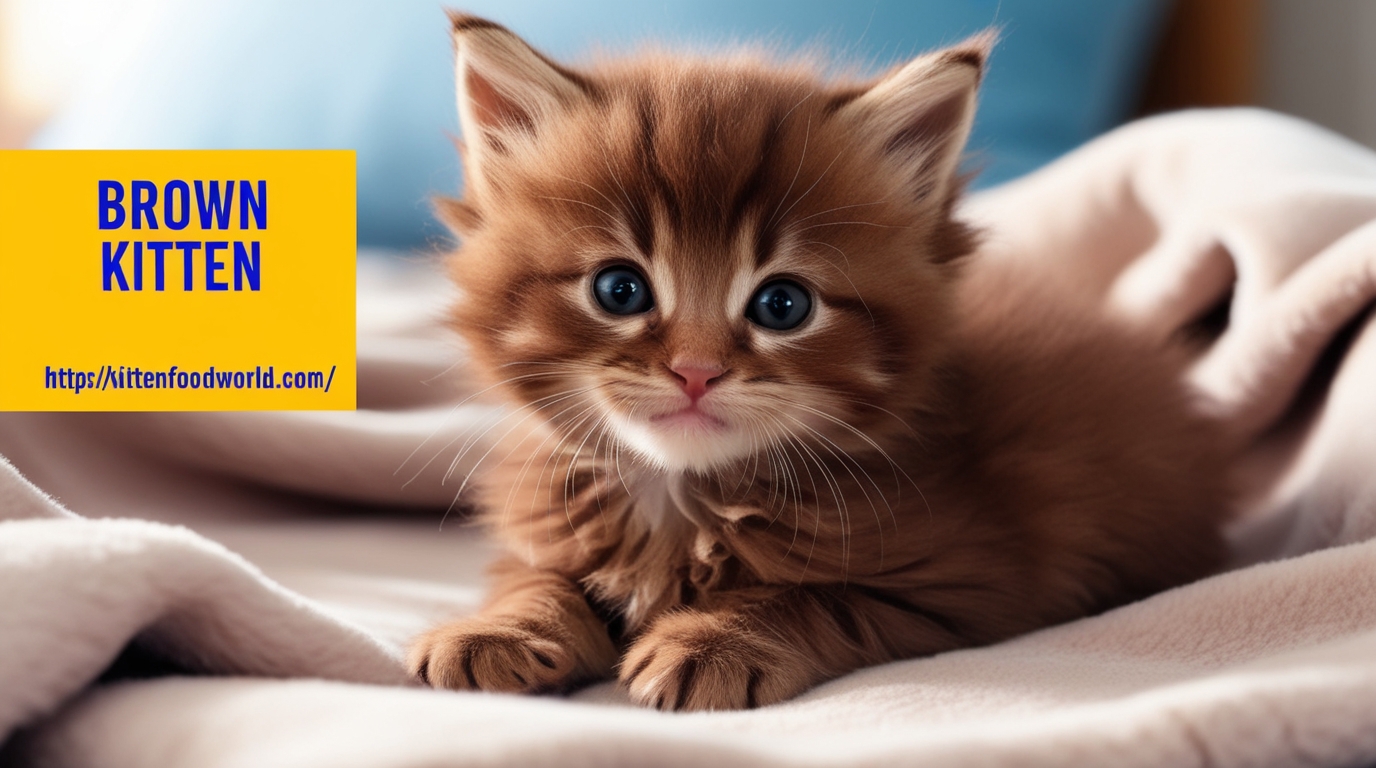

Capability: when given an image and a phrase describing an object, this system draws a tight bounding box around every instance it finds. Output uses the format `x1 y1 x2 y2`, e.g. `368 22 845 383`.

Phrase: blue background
35 1 1169 249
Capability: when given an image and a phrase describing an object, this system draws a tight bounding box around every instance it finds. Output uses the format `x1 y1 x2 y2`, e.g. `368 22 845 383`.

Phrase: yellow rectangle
0 150 356 411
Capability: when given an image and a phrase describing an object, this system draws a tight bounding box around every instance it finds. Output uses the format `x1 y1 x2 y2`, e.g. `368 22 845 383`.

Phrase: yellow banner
0 150 356 410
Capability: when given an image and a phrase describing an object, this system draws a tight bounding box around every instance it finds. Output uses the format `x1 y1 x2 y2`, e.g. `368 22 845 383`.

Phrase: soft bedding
4 108 1376 767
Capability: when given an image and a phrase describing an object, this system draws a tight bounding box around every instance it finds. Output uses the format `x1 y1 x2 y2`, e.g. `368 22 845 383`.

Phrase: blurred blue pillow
34 0 1168 249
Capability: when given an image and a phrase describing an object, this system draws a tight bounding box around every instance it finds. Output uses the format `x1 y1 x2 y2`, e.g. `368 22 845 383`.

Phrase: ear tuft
838 30 995 206
938 30 996 71
447 10 504 35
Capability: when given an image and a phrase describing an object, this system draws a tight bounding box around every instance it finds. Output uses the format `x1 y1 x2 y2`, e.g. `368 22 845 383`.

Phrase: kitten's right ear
834 32 993 208
449 12 590 199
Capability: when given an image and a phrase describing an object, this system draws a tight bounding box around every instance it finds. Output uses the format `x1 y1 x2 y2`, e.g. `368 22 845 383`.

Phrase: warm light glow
0 0 141 117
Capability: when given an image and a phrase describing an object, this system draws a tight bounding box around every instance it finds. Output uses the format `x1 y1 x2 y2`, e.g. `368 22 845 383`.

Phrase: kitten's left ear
449 12 591 200
836 32 994 206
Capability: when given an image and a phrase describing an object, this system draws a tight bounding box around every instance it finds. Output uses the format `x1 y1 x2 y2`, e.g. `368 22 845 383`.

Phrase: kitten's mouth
609 399 750 471
649 405 727 431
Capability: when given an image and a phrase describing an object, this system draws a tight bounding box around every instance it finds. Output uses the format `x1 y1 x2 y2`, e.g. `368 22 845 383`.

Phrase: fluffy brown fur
408 13 1230 711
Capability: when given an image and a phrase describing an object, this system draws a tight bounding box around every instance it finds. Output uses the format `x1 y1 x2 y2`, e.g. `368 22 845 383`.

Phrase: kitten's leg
621 586 962 711
409 556 617 693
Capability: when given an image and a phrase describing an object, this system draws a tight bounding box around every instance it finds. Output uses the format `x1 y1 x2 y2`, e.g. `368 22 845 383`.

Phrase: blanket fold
3 109 1376 767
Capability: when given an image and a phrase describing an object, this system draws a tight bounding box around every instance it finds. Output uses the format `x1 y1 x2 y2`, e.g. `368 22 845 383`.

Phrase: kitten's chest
580 475 743 632
489 465 739 632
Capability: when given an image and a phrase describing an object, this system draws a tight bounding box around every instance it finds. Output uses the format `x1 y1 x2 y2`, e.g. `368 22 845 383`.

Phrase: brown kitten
408 13 1229 711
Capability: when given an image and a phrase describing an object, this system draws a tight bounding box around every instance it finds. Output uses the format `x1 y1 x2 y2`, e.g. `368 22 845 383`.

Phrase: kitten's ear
836 32 993 206
449 12 590 198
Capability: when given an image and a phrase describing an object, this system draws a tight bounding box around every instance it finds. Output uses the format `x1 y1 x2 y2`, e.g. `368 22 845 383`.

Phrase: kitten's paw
408 616 577 693
620 611 807 711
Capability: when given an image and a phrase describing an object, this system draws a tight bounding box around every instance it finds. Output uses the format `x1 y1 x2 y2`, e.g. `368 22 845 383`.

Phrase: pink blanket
3 109 1376 767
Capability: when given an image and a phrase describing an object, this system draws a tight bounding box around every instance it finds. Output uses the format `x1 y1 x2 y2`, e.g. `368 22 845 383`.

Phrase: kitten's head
443 13 987 474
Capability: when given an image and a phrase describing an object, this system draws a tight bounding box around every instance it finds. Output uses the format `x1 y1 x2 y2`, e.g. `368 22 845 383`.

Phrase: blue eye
593 267 654 315
747 280 811 330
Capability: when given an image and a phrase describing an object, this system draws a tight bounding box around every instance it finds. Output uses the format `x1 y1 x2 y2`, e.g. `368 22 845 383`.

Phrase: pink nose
668 363 726 402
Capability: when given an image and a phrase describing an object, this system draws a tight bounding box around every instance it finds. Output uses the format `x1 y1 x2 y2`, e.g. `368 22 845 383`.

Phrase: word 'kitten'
409 13 1228 711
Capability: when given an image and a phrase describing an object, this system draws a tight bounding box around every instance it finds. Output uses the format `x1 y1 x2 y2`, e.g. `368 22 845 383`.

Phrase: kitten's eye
593 267 654 315
747 280 811 331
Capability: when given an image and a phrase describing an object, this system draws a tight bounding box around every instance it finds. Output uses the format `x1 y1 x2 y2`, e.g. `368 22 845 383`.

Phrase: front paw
408 616 577 693
620 611 808 711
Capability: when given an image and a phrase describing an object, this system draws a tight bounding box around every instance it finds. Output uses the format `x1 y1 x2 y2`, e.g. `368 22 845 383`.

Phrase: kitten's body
410 15 1228 711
